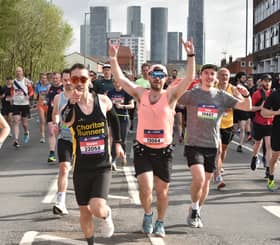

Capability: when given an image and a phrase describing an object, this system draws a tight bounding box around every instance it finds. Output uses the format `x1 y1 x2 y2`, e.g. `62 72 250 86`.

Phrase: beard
150 83 161 91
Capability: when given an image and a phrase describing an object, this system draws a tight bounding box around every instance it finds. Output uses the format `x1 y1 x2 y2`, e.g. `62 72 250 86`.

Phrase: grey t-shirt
179 87 239 148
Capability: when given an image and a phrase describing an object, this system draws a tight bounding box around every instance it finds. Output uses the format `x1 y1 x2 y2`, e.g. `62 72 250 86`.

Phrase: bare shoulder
97 94 112 110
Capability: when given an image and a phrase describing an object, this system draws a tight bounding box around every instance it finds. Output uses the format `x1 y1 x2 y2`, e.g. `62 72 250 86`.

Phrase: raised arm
0 113 10 148
108 40 144 101
168 38 195 101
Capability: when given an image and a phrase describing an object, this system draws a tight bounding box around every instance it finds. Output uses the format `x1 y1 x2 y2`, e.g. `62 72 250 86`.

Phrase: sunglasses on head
149 71 166 79
70 76 88 84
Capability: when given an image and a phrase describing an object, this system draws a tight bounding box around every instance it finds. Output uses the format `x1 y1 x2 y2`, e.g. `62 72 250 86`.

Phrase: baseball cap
148 64 168 75
103 63 111 69
261 74 272 81
200 64 218 73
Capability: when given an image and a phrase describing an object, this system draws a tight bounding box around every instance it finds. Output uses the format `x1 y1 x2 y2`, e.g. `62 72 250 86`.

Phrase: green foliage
0 0 73 83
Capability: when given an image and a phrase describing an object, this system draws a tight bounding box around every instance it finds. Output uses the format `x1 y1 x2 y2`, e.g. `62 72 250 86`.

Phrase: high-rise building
80 24 90 57
150 7 168 64
89 6 110 58
187 0 204 65
253 0 280 75
127 6 144 37
109 33 146 75
168 32 183 62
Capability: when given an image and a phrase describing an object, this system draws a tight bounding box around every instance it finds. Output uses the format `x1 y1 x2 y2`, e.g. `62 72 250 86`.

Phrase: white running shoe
53 203 69 215
100 207 114 238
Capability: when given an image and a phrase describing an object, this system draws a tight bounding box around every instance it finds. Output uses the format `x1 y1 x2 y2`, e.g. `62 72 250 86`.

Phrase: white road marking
108 194 130 200
232 140 253 153
41 176 57 204
123 166 140 205
36 234 85 244
19 231 38 245
150 236 166 245
263 206 280 218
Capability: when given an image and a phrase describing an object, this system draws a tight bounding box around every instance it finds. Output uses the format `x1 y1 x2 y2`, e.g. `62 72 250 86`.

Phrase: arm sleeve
106 106 122 143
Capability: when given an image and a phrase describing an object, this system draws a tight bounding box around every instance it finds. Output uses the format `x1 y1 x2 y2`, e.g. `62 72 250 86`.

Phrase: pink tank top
136 90 175 148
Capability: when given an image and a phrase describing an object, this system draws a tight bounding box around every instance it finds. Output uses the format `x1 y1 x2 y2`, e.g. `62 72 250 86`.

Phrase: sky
52 0 253 65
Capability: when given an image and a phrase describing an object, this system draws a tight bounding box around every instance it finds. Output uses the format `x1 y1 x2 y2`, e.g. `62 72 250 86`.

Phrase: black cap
200 64 218 73
261 74 272 81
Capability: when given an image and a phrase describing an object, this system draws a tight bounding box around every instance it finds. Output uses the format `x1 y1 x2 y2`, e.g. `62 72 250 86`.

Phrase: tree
0 0 73 83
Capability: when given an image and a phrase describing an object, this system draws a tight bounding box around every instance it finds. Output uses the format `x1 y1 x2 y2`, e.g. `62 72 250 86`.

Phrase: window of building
272 26 279 45
249 61 253 67
260 32 265 50
241 61 246 67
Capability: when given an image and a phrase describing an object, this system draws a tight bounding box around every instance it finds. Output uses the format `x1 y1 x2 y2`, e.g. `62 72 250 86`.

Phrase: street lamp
84 12 90 65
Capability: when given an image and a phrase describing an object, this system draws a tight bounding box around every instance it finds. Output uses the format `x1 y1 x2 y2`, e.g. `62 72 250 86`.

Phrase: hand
115 103 122 109
236 84 249 97
115 143 125 159
181 37 195 55
108 39 120 58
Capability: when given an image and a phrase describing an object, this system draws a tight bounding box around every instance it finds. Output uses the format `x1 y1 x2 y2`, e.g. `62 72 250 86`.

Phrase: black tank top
71 94 110 172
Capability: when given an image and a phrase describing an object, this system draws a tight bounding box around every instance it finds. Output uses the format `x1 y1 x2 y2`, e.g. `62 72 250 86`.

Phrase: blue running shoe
23 131 30 144
154 220 165 237
142 213 153 234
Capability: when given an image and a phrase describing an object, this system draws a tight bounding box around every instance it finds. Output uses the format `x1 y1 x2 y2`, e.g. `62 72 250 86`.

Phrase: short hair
200 64 218 73
62 68 71 75
141 63 150 70
6 76 13 80
70 63 86 72
261 74 272 81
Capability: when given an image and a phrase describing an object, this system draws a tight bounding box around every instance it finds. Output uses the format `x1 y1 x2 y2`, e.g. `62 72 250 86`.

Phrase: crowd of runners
0 38 280 244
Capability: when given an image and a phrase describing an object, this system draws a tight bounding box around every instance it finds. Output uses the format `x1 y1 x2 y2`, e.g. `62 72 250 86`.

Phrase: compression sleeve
106 107 122 143
61 100 75 122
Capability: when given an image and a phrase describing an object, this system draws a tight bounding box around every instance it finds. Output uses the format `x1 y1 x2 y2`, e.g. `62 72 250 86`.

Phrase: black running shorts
184 145 218 173
57 138 72 163
73 168 111 206
133 142 173 183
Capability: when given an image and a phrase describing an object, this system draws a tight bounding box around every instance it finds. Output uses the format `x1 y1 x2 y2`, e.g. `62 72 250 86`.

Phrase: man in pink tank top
108 38 195 237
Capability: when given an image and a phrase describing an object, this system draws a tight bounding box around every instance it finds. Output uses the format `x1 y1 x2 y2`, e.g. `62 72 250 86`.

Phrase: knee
192 175 205 189
156 188 168 200
89 200 106 217
59 163 70 176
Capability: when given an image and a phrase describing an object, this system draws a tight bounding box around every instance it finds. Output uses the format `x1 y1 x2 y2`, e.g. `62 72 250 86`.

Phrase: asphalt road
1 117 280 245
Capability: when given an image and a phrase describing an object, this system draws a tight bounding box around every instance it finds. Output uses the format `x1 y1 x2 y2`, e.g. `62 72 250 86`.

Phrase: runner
34 73 50 143
261 87 280 191
250 74 273 179
61 63 124 244
0 77 13 136
215 68 241 189
46 72 63 163
107 78 134 170
108 37 195 237
0 113 10 149
52 69 72 215
179 64 251 228
11 67 34 148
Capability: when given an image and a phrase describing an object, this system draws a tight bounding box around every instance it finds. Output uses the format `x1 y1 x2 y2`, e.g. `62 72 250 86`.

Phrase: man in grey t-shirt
178 64 251 228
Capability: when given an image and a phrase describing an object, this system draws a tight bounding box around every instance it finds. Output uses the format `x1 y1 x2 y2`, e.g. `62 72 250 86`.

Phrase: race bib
79 136 105 155
197 104 218 120
111 96 124 104
143 129 164 144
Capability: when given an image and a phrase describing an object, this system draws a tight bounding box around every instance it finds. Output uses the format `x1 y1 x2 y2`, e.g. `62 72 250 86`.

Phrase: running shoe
142 213 153 234
187 207 203 228
23 131 30 144
111 161 118 171
216 175 226 190
40 137 46 143
250 156 259 171
154 220 165 237
236 145 243 153
13 140 20 148
267 179 276 192
53 203 69 215
48 153 57 163
100 207 114 238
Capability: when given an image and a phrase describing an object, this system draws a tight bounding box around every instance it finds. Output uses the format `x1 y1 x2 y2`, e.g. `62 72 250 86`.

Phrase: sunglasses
149 71 166 79
71 76 88 84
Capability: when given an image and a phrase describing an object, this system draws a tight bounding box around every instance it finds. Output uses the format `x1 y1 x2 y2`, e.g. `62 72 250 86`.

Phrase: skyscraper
89 6 110 58
127 6 144 37
187 0 204 65
167 32 183 62
80 24 90 57
150 7 168 64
